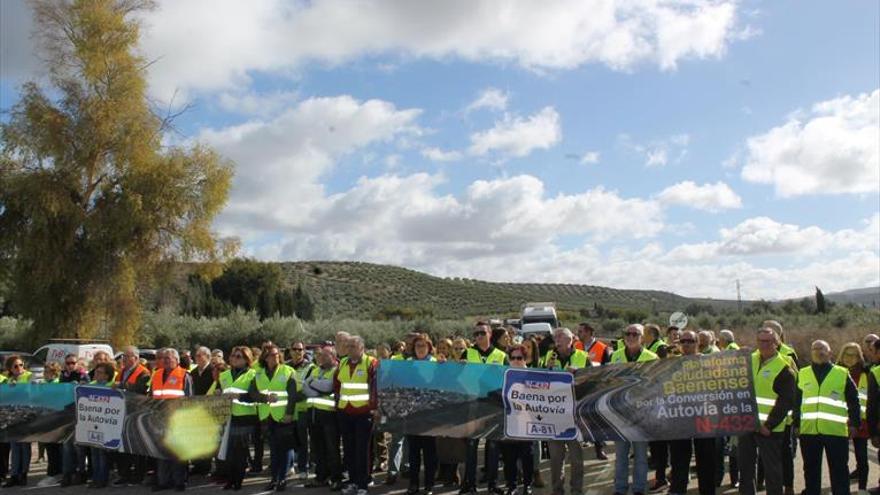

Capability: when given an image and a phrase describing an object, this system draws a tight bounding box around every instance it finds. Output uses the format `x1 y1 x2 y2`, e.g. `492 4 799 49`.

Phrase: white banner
75 385 125 451
502 368 579 440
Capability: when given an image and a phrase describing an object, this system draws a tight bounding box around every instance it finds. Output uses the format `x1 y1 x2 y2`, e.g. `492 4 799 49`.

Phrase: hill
274 261 740 320
825 287 880 307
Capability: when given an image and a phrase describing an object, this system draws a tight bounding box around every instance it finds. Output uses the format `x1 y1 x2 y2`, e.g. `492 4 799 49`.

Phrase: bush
601 318 625 336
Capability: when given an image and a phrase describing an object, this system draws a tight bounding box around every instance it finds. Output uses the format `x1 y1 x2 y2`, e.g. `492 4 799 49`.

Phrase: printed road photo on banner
0 383 77 443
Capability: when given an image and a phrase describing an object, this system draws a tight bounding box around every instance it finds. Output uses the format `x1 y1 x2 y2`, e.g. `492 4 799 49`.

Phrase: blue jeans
614 441 648 494
269 422 294 483
10 442 31 477
90 448 109 483
62 440 87 476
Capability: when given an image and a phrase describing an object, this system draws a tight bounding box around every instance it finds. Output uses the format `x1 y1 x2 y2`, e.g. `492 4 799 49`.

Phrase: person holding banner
667 331 717 495
610 324 658 495
837 342 870 494
151 347 193 492
88 362 117 488
577 323 609 462
461 323 508 495
794 340 861 495
499 345 536 495
406 335 438 495
113 346 152 487
2 355 33 488
738 326 795 495
544 327 588 495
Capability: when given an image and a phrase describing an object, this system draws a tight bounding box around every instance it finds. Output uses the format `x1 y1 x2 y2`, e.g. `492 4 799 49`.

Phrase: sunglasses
13 363 24 368
679 339 696 344
510 356 525 361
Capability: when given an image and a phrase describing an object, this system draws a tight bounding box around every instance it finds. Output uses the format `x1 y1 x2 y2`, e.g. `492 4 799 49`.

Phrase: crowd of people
2 320 880 495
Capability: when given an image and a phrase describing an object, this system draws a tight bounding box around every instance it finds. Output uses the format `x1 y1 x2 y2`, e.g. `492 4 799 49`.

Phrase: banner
378 349 757 441
0 383 77 443
1 383 232 459
502 368 578 440
75 386 126 450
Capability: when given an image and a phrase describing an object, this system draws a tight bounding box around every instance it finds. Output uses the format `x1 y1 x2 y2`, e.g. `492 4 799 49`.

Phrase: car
518 322 554 339
29 339 115 381
113 348 158 367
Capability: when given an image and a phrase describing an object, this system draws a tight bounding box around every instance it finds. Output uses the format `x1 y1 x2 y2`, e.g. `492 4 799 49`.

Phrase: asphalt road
7 440 880 495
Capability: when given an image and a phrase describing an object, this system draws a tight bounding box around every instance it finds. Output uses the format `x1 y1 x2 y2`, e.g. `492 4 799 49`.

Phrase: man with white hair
794 340 861 495
611 324 658 495
698 331 720 354
544 328 589 495
334 336 378 495
150 348 193 491
719 330 739 351
737 327 795 495
113 346 151 486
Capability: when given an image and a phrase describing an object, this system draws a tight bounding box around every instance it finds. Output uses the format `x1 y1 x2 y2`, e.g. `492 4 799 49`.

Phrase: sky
1 0 879 301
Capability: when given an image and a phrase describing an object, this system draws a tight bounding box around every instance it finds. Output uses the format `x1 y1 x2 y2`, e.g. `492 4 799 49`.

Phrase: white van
32 339 115 367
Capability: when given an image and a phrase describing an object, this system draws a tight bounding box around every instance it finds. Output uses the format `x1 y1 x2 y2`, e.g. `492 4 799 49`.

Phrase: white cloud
741 89 880 197
421 147 463 162
580 151 601 165
656 180 742 212
466 87 509 113
198 95 422 233
621 133 690 167
469 107 561 158
217 90 299 117
2 0 745 100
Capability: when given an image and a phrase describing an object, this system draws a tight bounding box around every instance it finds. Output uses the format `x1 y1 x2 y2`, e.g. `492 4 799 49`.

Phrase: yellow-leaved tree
0 0 234 348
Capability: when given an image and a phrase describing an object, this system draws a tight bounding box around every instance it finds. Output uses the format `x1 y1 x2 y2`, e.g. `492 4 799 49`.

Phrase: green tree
815 286 827 314
0 0 233 347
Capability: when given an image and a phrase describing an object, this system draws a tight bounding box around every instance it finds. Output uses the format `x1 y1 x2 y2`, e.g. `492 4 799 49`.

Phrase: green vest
407 356 437 362
305 366 337 412
779 343 798 363
857 371 867 420
337 356 374 409
798 364 850 437
465 347 507 365
291 362 316 414
610 347 658 364
725 342 741 350
702 345 720 354
219 368 258 417
88 380 111 387
751 351 789 432
647 339 666 354
0 374 6 384
542 348 589 370
390 354 405 361
255 364 294 421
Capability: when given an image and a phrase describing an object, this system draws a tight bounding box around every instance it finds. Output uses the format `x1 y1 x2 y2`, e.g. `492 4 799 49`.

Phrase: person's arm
333 366 341 408
183 374 194 397
368 358 379 411
242 377 267 403
136 373 151 395
792 384 802 429
601 346 611 365
656 345 669 359
845 374 861 428
286 375 299 416
765 366 795 431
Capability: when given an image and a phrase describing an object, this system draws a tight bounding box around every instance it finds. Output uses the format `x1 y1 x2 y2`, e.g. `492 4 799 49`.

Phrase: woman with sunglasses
498 345 535 495
837 342 870 494
3 355 33 488
211 346 276 491
256 344 299 492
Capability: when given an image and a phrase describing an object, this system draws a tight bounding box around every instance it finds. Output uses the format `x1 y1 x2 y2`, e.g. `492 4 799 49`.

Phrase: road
9 440 880 494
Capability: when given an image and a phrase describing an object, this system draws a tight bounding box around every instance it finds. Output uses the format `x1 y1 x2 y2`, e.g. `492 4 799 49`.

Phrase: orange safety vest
151 366 187 399
116 364 149 387
584 339 608 365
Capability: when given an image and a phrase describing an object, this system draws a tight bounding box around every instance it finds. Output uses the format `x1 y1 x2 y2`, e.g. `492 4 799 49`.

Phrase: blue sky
2 0 878 300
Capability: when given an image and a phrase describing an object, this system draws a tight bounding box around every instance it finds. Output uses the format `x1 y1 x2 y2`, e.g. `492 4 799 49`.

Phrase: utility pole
736 279 742 312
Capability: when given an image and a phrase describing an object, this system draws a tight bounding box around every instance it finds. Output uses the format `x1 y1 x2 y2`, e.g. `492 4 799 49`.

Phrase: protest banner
502 368 578 440
378 349 757 441
1 383 232 459
75 385 126 450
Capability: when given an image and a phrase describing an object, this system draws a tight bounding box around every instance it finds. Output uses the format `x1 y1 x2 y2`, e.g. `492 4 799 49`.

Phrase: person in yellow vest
719 329 740 351
2 355 33 488
866 340 880 495
543 327 588 495
150 348 193 491
761 320 799 494
256 344 298 492
762 320 800 368
837 342 871 494
736 327 795 495
210 345 274 491
461 323 508 495
610 324 658 495
667 331 721 495
286 341 316 482
303 345 343 490
642 324 671 493
794 340 861 495
697 330 721 354
334 336 378 495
